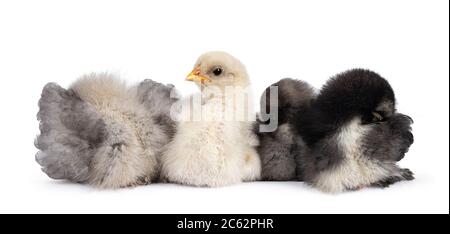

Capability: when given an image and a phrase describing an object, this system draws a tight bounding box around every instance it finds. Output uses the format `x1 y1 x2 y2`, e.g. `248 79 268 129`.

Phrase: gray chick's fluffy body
256 69 415 193
35 73 179 188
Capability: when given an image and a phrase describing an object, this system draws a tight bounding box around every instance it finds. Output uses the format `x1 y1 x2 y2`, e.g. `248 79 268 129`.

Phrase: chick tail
35 83 107 183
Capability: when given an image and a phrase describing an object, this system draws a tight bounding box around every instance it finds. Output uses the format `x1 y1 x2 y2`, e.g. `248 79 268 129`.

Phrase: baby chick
256 79 316 181
35 73 178 188
257 69 414 193
161 51 261 187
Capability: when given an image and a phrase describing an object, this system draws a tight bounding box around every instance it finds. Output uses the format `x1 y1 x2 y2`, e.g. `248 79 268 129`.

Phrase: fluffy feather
256 79 315 180
257 69 414 193
35 73 178 188
161 51 261 187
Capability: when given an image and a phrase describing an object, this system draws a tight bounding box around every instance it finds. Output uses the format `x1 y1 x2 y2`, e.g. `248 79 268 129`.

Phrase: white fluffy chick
161 51 261 187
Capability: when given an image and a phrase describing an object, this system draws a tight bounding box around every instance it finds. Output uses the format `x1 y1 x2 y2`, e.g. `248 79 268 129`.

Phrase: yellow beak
186 66 211 83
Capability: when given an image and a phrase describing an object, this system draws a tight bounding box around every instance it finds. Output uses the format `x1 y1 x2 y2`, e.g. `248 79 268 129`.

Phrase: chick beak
186 66 211 83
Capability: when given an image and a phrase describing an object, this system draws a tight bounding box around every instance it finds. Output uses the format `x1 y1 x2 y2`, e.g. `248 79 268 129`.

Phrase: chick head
317 69 397 124
186 51 249 89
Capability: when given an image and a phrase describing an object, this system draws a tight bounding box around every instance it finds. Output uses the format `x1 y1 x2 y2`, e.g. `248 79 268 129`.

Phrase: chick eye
372 111 385 122
212 67 223 76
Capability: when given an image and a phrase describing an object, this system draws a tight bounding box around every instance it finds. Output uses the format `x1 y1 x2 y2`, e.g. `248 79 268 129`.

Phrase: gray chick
35 73 178 188
255 78 316 181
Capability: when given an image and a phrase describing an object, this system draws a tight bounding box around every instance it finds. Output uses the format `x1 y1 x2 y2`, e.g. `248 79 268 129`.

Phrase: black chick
257 69 415 193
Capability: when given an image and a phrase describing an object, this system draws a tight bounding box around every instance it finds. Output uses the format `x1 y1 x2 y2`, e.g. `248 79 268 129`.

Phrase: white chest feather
161 94 261 187
313 118 390 193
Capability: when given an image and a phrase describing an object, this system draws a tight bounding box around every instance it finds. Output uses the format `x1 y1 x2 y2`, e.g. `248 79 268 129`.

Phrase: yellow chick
161 51 261 187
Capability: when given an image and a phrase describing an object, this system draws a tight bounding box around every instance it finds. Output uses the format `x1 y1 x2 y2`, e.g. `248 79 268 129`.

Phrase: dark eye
362 111 388 125
213 67 223 76
372 111 385 122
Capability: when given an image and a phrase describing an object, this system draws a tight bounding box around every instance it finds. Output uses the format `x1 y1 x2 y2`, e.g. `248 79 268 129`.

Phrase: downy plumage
35 73 178 188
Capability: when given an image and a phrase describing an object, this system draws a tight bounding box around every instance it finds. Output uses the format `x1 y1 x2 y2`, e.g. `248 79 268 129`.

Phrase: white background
0 0 448 214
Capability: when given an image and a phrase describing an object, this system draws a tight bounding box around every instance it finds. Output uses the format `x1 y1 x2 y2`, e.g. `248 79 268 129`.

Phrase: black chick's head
315 69 396 125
